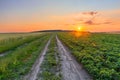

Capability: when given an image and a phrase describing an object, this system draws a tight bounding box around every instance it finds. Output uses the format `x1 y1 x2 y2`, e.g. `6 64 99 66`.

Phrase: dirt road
24 38 51 80
24 35 92 80
56 36 92 80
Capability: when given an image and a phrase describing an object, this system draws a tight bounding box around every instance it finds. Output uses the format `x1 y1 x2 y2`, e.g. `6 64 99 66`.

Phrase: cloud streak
84 20 112 25
82 11 98 16
49 10 115 27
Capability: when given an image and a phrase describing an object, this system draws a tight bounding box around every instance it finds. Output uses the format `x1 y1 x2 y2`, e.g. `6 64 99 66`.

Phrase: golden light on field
72 26 83 37
75 32 82 37
73 25 89 38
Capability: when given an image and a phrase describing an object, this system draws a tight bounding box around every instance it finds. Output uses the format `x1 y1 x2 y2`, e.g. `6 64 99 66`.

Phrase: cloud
72 11 99 25
84 20 112 25
82 11 98 16
74 11 113 25
49 10 118 27
103 21 112 24
84 20 94 25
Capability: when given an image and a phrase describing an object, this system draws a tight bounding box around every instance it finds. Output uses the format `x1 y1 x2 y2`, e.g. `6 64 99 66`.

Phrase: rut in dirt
56 35 92 80
24 38 51 80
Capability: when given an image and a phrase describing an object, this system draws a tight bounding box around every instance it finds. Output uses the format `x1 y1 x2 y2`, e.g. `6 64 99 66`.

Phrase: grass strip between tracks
37 36 61 80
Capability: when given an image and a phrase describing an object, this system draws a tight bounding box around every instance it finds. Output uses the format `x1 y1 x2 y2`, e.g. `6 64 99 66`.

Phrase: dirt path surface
24 38 51 80
56 36 92 80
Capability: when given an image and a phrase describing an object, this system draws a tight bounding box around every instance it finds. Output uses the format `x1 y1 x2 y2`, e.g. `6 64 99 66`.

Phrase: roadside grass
0 33 51 80
37 36 61 80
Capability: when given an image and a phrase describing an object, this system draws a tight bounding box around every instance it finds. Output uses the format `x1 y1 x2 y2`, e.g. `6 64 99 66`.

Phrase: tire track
24 37 51 80
56 35 92 80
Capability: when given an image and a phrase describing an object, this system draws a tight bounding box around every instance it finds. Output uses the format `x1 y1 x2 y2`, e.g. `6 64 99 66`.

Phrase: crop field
0 32 120 80
58 32 120 80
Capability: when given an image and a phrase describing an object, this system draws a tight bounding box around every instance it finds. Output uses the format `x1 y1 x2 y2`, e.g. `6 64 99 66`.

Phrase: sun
78 27 81 31
77 26 83 32
73 25 87 37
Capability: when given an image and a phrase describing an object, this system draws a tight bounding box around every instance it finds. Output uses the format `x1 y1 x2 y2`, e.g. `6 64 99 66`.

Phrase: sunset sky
0 0 120 32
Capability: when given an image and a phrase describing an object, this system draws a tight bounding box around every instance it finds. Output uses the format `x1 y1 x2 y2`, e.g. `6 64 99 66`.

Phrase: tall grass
0 33 45 54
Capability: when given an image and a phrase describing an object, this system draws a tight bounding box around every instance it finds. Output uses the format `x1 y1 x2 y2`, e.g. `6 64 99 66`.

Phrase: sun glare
77 26 83 32
78 27 81 31
73 25 87 37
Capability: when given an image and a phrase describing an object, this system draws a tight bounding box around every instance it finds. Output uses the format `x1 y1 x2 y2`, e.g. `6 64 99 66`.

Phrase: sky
0 0 120 32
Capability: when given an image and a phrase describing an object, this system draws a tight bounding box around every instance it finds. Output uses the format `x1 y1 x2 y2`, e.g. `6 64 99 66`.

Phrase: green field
0 33 42 41
0 32 120 80
0 32 51 79
58 32 120 80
